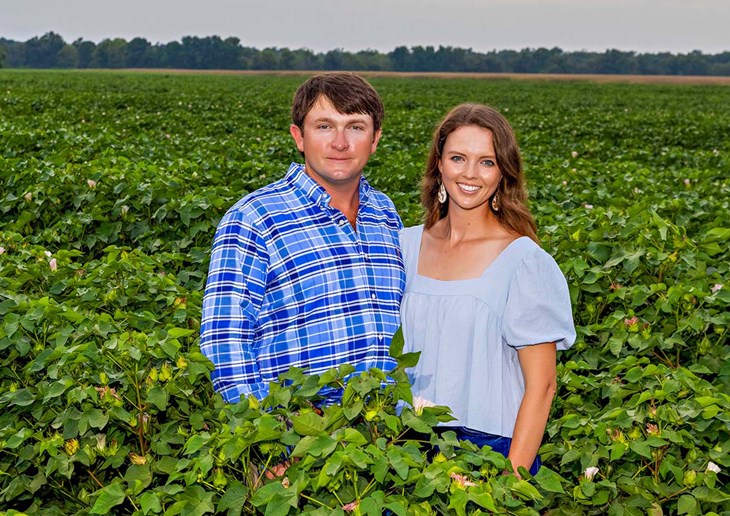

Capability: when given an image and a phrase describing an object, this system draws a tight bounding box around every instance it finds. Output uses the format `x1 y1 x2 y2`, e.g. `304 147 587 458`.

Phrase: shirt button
371 293 376 300
339 219 347 226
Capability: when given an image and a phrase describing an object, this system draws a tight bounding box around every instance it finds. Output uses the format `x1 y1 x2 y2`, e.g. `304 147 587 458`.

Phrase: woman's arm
508 342 557 476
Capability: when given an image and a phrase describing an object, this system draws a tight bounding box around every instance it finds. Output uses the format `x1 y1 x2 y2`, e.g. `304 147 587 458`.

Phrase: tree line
1 32 729 75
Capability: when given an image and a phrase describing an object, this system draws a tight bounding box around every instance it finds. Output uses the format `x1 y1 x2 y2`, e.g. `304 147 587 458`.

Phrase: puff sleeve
502 247 576 350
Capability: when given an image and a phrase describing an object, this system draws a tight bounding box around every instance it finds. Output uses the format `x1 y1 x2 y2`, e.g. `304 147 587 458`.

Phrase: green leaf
510 479 542 501
469 491 497 511
629 440 653 458
184 433 210 455
389 327 404 357
140 491 162 514
534 466 566 494
395 351 421 369
167 327 195 338
291 411 326 436
387 448 409 480
291 435 337 458
87 408 109 430
401 410 433 434
145 385 169 411
335 427 368 446
218 481 247 515
677 494 700 515
5 428 33 449
90 481 126 514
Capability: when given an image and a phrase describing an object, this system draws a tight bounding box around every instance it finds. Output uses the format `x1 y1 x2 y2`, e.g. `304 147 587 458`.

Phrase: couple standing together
200 72 575 476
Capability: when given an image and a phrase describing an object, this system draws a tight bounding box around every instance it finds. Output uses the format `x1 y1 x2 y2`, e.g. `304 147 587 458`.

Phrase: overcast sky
2 0 728 54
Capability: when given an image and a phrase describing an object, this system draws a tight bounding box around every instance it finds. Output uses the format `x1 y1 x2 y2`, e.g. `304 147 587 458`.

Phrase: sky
1 0 728 55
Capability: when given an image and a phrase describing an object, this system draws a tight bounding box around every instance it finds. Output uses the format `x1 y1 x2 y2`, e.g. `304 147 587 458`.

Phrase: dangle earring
491 191 500 211
437 182 448 204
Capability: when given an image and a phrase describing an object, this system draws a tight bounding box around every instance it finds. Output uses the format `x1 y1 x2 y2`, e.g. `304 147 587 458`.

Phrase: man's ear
370 128 382 154
290 124 304 153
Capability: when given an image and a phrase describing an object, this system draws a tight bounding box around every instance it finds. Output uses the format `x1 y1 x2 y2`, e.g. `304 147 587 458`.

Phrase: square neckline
413 225 531 283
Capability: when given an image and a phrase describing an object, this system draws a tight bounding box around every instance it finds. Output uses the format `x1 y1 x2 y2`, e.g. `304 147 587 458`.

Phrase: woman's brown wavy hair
421 103 538 242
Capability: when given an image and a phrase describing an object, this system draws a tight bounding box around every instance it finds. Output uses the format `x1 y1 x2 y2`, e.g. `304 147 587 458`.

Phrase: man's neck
329 187 360 229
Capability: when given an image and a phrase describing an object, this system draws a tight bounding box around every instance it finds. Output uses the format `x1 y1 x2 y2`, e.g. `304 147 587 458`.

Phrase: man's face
290 95 381 191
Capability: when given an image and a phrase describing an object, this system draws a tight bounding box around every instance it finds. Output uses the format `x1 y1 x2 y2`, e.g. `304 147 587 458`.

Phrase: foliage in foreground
0 71 729 514
0 323 563 515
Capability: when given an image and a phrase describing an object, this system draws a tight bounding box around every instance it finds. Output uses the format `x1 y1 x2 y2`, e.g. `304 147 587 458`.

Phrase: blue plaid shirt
200 163 405 402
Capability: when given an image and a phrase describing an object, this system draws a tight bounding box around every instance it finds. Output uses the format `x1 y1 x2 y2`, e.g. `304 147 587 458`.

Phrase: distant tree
0 39 24 67
411 46 436 71
126 37 152 68
162 41 184 68
94 38 128 68
56 44 79 68
323 49 345 70
24 32 65 67
355 49 390 71
389 46 411 71
707 51 730 76
595 49 637 74
251 48 279 70
2 33 729 75
72 39 96 68
290 48 321 70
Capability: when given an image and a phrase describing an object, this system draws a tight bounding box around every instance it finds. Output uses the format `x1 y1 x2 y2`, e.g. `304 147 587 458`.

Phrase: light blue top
400 224 576 438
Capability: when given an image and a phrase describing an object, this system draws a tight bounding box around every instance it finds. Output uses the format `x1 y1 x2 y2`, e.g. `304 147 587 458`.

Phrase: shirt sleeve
200 208 270 402
502 247 576 350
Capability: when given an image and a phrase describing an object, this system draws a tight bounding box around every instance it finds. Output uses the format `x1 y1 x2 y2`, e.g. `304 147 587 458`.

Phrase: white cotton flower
707 462 721 474
584 466 599 481
711 284 722 293
412 396 436 415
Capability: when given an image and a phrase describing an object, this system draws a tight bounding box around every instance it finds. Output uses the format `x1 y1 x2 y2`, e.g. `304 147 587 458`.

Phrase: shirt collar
286 162 372 207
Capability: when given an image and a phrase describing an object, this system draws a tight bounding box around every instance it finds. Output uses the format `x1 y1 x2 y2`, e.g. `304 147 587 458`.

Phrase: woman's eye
450 156 464 162
482 159 496 167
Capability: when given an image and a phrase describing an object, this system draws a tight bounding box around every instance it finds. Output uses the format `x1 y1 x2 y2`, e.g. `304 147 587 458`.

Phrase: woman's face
438 125 502 214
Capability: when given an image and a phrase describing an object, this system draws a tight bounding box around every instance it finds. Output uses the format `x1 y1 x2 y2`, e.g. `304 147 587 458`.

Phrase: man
200 73 405 403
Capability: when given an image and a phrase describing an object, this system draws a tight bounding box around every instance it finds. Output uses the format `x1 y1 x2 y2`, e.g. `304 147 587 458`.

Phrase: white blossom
584 466 599 481
412 396 436 415
707 462 721 474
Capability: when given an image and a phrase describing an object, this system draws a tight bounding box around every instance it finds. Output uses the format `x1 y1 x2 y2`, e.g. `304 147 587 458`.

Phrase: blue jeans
437 426 541 476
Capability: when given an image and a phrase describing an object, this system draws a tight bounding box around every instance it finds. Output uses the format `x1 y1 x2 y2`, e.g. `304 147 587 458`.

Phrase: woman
400 103 575 476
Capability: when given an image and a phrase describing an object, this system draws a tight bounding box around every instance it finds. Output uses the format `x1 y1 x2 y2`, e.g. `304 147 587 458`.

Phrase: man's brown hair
291 73 384 132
